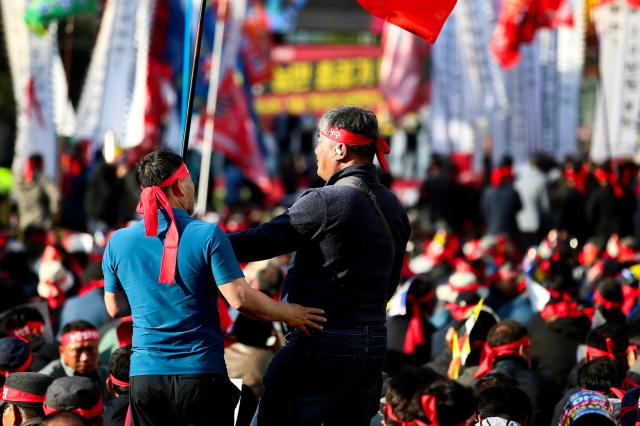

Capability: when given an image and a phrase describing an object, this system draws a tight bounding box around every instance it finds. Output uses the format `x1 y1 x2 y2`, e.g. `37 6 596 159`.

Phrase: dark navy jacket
228 164 411 327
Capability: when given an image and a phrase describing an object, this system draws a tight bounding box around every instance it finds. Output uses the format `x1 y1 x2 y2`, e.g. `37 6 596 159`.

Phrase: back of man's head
384 366 443 425
409 378 476 426
487 321 528 348
136 150 183 188
474 372 520 392
319 106 379 161
577 357 626 394
107 345 131 395
477 386 531 425
586 322 629 364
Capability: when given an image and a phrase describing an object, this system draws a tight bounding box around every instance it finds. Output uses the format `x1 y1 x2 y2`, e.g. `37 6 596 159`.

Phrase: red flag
356 0 457 44
198 73 280 201
241 2 273 85
379 23 429 119
491 0 574 69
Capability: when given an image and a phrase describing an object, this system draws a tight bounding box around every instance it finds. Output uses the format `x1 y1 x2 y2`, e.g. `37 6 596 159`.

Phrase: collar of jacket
325 163 378 187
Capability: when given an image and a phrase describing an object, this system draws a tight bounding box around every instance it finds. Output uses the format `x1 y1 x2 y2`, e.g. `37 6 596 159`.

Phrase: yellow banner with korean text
255 44 385 117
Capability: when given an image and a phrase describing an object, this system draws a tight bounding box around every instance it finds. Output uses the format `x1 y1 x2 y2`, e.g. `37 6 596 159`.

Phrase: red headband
586 337 617 360
593 290 622 311
109 374 129 388
321 127 391 172
2 386 45 404
136 163 191 284
0 350 32 378
60 330 99 346
43 394 103 420
9 321 44 339
475 336 531 379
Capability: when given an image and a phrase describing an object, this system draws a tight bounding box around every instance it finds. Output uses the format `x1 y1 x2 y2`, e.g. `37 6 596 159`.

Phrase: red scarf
403 292 434 354
475 336 531 379
136 163 190 284
320 126 391 172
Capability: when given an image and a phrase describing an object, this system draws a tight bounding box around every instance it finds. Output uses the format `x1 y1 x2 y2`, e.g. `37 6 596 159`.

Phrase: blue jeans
256 325 387 425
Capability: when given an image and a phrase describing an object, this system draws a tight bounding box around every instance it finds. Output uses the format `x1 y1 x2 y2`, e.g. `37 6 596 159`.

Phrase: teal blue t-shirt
102 208 243 376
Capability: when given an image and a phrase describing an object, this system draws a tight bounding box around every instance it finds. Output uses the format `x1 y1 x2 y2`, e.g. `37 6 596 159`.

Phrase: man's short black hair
474 372 520 392
477 386 532 424
108 346 131 394
319 106 379 161
385 366 443 425
59 320 96 336
409 378 477 425
136 150 183 188
487 320 528 348
577 358 626 394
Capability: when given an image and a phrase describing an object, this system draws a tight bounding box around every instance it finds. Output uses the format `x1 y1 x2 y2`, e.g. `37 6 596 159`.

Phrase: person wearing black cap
1 372 54 426
43 376 103 426
0 337 33 386
228 106 411 424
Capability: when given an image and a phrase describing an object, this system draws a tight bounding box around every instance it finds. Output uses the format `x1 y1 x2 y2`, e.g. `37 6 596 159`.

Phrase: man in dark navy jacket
229 105 411 425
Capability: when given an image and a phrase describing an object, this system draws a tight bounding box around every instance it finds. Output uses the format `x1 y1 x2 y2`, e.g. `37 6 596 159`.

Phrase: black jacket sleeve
228 189 326 262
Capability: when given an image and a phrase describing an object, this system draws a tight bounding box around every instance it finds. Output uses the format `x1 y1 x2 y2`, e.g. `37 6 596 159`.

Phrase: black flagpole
181 0 208 160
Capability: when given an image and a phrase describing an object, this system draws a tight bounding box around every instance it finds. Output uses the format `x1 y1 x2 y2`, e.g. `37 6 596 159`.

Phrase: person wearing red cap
228 106 411 424
102 150 325 426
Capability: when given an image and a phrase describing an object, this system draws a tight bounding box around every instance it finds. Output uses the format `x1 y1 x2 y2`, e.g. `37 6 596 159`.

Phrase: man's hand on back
281 304 326 336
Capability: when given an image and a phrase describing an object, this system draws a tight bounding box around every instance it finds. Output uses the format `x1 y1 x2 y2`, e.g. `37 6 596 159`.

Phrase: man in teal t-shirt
103 150 325 426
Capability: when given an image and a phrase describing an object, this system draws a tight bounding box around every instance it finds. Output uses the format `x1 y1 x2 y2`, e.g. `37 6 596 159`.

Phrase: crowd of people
2 105 640 425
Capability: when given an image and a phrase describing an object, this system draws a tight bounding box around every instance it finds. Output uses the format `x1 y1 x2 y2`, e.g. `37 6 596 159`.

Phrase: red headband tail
419 394 440 426
321 127 390 173
136 163 190 284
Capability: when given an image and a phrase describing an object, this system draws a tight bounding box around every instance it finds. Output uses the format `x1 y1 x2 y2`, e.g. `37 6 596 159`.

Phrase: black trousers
130 374 240 426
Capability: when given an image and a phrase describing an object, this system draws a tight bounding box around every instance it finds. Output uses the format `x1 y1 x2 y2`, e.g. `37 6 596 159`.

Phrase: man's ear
170 179 185 197
7 404 22 426
334 143 347 160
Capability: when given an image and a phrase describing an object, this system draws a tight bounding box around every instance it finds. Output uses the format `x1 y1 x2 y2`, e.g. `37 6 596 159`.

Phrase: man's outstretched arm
219 277 326 336
228 189 325 262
